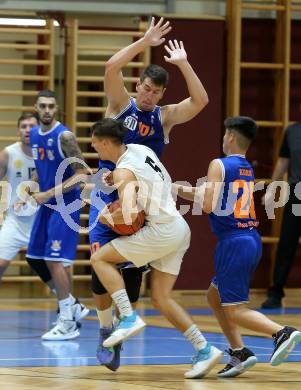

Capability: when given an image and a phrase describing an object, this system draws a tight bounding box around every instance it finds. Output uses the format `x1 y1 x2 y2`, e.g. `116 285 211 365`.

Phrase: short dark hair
91 118 127 145
140 64 169 87
224 116 258 141
17 112 39 127
36 89 57 101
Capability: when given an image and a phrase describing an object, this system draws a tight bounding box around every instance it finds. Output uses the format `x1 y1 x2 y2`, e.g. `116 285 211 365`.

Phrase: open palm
164 40 187 64
144 17 171 47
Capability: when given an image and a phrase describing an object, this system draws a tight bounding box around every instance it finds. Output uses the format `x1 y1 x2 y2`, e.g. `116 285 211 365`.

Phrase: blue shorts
211 230 262 305
27 204 80 264
89 189 119 252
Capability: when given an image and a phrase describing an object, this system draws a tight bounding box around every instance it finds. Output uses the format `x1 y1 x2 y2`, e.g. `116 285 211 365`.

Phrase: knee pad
91 267 108 295
122 267 143 303
26 257 52 283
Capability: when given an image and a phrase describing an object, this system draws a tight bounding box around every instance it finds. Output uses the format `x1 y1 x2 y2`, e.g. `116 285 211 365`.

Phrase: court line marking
0 352 301 362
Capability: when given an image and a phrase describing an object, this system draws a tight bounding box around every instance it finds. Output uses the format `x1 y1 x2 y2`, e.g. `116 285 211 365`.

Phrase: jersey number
38 147 45 160
233 180 256 219
28 167 36 180
145 156 164 180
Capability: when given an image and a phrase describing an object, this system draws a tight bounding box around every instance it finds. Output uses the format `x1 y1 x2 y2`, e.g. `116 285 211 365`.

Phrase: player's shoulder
4 142 20 153
56 122 71 133
30 125 40 135
128 143 155 157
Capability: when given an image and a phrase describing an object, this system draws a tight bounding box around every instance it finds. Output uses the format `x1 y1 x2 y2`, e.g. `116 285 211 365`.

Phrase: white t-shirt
116 144 180 223
4 142 37 223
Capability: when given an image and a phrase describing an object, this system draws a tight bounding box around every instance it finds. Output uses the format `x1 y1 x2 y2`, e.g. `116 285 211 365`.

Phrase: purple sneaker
96 327 114 365
107 342 122 371
96 327 122 371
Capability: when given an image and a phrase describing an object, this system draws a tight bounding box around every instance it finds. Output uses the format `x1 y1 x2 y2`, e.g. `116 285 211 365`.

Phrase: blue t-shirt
99 97 167 172
209 155 259 237
30 122 80 204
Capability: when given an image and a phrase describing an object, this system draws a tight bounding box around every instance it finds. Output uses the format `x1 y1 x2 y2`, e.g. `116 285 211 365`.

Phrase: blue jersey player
91 17 209 370
175 116 301 378
26 90 89 340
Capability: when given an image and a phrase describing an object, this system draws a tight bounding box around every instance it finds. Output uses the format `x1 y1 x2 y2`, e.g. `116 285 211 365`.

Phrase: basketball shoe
217 347 257 377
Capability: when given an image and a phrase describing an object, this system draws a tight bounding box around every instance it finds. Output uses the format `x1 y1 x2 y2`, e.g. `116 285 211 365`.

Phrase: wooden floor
0 291 301 389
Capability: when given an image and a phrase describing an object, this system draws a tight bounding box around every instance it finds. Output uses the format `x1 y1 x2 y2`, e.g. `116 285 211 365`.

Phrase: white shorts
0 214 33 261
111 217 191 275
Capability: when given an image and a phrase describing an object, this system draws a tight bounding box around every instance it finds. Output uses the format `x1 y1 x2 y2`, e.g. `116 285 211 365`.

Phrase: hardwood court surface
0 291 300 389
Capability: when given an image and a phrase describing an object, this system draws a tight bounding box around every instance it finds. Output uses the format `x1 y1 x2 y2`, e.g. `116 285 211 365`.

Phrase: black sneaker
261 295 282 309
270 326 301 366
217 347 257 378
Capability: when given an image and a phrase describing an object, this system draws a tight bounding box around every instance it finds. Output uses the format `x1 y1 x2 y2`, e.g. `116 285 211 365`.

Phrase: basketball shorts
0 213 34 261
211 229 262 305
27 204 80 264
110 217 191 276
89 187 119 246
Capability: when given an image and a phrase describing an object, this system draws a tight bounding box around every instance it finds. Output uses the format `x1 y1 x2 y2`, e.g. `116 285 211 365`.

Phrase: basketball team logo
47 150 55 160
14 160 22 169
123 115 137 131
51 240 61 252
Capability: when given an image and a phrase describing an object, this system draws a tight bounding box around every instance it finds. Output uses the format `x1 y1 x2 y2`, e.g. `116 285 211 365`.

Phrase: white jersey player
0 113 38 282
90 118 223 379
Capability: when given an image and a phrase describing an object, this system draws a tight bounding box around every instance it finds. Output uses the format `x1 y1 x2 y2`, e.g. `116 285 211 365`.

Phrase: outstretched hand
144 17 171 47
164 40 187 65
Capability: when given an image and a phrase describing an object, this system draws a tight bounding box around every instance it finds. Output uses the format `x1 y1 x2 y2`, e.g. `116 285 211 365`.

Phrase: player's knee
223 305 240 323
206 286 220 309
90 253 100 267
26 257 52 283
90 250 106 266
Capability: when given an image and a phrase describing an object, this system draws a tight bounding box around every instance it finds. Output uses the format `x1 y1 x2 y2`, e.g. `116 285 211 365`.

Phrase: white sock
111 289 133 318
184 324 207 351
69 294 76 305
58 296 73 321
97 307 113 328
233 347 244 352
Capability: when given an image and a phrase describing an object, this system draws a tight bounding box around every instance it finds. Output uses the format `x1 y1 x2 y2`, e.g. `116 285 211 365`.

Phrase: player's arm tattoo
60 131 86 172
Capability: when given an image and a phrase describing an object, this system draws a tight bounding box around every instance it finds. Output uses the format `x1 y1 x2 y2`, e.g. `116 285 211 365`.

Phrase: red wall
151 18 225 289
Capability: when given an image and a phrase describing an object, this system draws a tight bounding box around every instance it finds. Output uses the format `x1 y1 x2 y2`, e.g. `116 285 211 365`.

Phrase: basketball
107 200 145 235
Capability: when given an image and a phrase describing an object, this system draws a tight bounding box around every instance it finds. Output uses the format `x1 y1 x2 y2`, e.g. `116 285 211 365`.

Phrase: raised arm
105 17 171 117
161 40 209 135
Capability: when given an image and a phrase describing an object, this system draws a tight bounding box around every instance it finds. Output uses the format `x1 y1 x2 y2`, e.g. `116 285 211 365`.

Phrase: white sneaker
103 311 146 348
72 299 90 322
184 344 223 379
52 299 89 326
42 318 80 341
